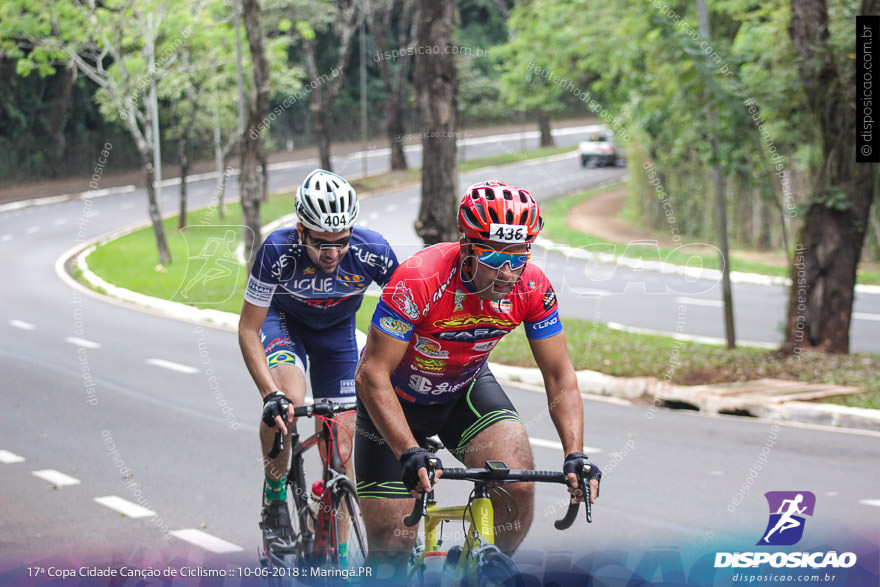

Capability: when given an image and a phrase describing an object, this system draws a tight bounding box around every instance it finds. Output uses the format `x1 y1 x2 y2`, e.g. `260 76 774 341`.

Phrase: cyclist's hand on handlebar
262 391 294 435
399 447 443 496
564 452 602 505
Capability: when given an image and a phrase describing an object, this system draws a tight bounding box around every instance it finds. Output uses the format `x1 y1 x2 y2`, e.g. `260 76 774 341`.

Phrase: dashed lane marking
9 319 36 330
1 235 11 242
676 297 723 308
26 226 39 234
170 529 243 553
94 495 156 518
529 438 602 453
0 450 25 464
146 358 200 374
65 337 102 349
854 313 880 322
859 499 880 507
33 469 81 487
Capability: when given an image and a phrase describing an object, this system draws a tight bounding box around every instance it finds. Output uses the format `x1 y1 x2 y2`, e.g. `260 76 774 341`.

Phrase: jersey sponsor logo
527 280 537 290
339 273 365 284
436 327 507 342
454 289 466 311
264 337 290 353
432 266 458 303
246 278 274 303
433 316 517 329
391 283 420 320
542 285 557 311
406 375 468 396
489 223 528 243
491 299 513 313
471 339 499 352
289 276 335 293
533 315 559 330
304 266 316 275
339 379 356 395
413 336 449 358
379 316 414 336
353 246 394 269
413 356 446 372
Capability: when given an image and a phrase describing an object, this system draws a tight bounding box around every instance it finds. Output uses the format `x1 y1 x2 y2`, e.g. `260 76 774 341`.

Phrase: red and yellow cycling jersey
370 242 563 404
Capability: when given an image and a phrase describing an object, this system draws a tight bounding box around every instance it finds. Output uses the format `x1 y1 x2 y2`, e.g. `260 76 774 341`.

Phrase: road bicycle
403 439 597 586
258 400 367 574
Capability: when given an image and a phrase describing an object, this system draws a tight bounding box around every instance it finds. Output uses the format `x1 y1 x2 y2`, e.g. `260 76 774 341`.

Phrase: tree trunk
781 0 877 354
301 1 361 174
367 0 417 170
178 136 189 231
142 148 172 265
46 64 75 162
241 0 271 266
537 109 554 147
414 0 459 246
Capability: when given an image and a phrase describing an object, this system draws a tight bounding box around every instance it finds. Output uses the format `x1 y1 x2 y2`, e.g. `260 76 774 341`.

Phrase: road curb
487 363 880 434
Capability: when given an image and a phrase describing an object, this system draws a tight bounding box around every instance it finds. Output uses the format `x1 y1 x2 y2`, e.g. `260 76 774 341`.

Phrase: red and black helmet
457 181 543 244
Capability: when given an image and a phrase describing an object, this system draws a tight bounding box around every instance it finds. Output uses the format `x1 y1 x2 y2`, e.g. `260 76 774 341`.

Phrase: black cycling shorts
355 365 521 499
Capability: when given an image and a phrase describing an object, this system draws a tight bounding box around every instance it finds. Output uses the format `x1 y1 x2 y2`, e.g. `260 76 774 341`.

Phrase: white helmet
295 169 359 232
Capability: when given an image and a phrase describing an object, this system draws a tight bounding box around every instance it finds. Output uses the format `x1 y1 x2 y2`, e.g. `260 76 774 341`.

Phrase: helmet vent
487 207 499 223
484 188 496 200
519 190 528 203
502 189 513 200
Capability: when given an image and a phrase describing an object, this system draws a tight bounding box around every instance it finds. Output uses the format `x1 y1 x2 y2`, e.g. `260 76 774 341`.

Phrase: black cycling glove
262 391 290 427
399 447 442 492
564 452 602 494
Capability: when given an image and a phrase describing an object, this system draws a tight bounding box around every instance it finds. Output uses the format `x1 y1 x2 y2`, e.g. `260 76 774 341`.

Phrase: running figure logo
758 491 816 546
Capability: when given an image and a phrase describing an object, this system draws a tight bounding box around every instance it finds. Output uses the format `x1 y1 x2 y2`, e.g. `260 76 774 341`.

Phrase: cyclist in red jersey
354 181 601 569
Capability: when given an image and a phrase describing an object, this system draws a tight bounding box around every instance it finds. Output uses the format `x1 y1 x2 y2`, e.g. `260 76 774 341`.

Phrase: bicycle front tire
331 478 368 569
474 548 523 587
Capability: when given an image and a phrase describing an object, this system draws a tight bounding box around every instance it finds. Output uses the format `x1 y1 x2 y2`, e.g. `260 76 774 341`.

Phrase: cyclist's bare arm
239 300 294 433
355 326 436 493
528 331 595 502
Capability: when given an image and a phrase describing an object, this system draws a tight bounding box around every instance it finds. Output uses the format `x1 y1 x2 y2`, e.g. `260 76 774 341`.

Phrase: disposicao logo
714 491 857 570
758 491 815 546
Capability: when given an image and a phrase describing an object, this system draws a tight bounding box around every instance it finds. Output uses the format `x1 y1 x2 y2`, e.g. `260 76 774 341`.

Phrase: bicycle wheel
473 547 523 587
330 478 368 569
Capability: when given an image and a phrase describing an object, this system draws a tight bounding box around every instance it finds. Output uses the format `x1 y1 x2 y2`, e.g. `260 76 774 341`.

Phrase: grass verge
541 184 880 284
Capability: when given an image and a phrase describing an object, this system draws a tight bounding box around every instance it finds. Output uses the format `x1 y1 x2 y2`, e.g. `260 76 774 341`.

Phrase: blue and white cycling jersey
245 225 399 328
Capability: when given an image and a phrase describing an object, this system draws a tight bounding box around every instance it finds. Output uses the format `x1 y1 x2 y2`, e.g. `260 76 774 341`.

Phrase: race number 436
489 223 527 243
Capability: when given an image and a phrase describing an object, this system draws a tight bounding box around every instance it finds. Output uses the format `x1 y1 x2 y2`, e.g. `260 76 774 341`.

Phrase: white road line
386 204 398 212
1 234 12 242
369 212 380 220
120 202 134 210
675 297 723 308
146 358 200 374
65 337 102 349
859 499 880 507
529 438 602 453
26 226 40 234
9 319 36 331
170 529 243 554
54 218 68 226
32 469 81 487
853 313 880 322
94 496 156 518
0 450 25 464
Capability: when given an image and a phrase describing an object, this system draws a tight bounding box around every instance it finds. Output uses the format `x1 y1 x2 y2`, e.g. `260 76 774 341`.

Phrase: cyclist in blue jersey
238 169 399 550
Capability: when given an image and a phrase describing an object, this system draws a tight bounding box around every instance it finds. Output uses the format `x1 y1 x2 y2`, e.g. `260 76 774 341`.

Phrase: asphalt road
1 127 878 584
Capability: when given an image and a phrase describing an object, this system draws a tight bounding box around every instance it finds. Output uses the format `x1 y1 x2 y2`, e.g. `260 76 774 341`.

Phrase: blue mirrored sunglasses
472 244 531 270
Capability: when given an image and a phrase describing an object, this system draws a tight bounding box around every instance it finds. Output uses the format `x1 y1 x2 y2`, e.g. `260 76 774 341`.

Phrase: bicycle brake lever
584 477 592 523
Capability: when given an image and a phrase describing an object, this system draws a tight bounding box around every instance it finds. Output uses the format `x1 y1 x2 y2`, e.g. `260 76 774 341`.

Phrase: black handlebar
268 400 358 458
403 461 597 530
